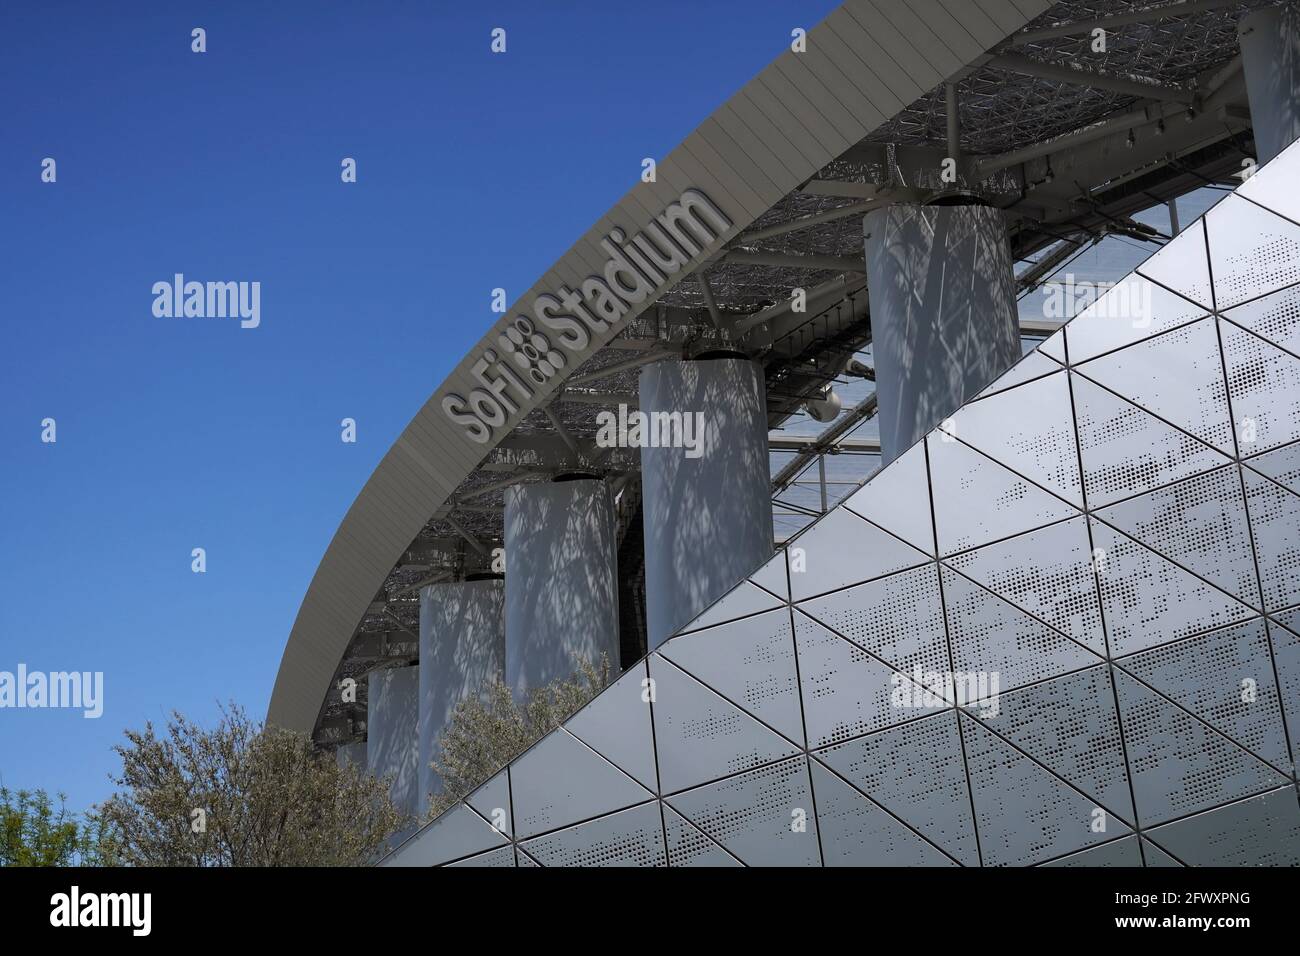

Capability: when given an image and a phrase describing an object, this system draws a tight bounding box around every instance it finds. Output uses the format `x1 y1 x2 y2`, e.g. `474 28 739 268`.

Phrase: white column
1239 5 1300 164
417 577 505 814
864 202 1021 463
366 665 420 819
639 355 773 648
503 477 620 697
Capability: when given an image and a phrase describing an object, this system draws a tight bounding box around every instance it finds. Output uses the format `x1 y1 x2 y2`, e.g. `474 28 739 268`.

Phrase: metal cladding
639 357 774 648
503 478 620 697
864 202 1021 464
366 665 420 820
383 138 1300 867
418 580 505 814
1239 4 1300 165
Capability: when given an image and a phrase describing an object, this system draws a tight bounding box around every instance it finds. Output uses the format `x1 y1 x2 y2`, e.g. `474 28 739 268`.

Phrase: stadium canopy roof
270 0 1274 745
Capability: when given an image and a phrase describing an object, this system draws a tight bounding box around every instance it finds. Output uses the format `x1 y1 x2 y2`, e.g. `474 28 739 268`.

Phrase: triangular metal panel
1074 317 1234 454
661 608 804 744
938 370 1083 507
648 654 799 794
945 516 1105 655
510 729 653 838
565 660 659 792
1072 371 1231 508
928 433 1079 555
666 756 821 867
786 507 930 602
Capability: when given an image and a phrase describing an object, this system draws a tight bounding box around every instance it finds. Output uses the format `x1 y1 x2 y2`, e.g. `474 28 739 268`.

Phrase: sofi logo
442 189 731 444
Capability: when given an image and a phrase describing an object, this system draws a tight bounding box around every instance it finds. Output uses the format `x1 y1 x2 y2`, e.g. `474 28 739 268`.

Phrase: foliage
96 703 407 866
0 786 114 866
427 655 611 819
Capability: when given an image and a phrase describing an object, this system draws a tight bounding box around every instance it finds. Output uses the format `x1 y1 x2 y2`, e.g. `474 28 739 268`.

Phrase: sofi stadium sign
442 188 732 444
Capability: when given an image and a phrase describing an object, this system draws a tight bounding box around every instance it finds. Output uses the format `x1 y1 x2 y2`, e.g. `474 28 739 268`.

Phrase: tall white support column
417 577 505 815
1239 5 1300 165
366 664 420 819
864 202 1020 463
503 477 620 697
639 356 773 648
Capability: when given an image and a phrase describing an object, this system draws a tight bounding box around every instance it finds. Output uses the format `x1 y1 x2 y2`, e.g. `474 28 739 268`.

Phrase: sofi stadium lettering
442 188 732 444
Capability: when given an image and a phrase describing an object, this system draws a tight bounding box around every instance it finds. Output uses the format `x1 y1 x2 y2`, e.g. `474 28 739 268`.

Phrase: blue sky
0 0 841 812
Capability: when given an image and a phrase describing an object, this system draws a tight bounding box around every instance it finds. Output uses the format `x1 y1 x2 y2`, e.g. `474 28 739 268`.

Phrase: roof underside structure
270 0 1285 748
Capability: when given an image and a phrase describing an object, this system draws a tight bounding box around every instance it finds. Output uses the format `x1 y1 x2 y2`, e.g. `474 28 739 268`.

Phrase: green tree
97 703 407 866
0 786 112 866
427 655 611 819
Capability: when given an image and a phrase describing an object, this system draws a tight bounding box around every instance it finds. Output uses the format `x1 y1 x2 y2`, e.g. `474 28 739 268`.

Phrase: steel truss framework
307 0 1284 749
383 137 1300 866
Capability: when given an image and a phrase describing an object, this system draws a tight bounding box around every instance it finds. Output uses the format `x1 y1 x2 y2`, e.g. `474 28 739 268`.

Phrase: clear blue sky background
0 1 841 812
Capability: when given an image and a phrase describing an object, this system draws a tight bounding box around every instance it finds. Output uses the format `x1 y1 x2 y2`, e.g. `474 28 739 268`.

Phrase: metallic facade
383 140 1300 866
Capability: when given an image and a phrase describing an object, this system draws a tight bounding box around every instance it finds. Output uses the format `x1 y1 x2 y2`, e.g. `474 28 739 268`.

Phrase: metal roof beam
1009 0 1240 46
988 53 1196 104
724 250 865 273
